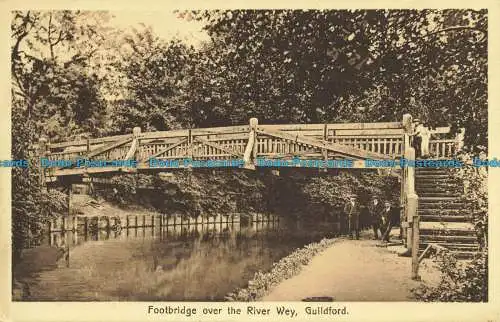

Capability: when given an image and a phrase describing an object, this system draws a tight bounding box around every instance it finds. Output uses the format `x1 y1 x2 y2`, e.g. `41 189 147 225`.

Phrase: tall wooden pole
411 214 420 280
403 140 421 280
401 114 413 247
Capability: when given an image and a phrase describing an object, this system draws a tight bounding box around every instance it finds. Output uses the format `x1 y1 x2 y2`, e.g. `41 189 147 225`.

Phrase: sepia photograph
7 6 490 309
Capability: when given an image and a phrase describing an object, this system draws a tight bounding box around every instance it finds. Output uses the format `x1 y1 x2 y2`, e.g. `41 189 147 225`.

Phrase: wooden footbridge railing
37 116 463 180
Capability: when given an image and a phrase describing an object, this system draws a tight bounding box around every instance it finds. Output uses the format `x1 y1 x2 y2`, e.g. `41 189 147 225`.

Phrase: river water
14 214 337 301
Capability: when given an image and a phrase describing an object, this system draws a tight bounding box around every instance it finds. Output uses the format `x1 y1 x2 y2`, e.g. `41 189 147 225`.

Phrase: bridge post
133 127 141 139
187 129 193 159
401 114 413 246
132 127 142 159
250 118 258 160
243 118 258 169
401 117 421 278
455 128 465 152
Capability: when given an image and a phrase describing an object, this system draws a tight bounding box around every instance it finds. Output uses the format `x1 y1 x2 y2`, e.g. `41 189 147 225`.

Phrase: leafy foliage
111 29 199 132
177 9 487 149
11 104 67 266
412 249 488 302
96 170 267 218
12 11 112 140
11 11 110 266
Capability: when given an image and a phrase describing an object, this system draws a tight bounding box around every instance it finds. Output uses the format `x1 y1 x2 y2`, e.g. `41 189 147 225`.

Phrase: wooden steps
419 214 470 222
415 167 480 259
417 249 479 259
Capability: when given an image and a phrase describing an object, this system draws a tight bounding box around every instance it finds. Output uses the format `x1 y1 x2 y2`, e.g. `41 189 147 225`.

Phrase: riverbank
261 230 440 301
225 238 337 301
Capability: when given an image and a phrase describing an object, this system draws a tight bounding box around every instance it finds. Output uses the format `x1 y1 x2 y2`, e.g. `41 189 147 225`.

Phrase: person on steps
411 120 431 158
411 120 423 158
420 125 431 158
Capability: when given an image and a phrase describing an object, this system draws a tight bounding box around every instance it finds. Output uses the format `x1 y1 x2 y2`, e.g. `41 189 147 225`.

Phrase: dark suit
368 201 384 239
381 205 400 242
343 201 361 239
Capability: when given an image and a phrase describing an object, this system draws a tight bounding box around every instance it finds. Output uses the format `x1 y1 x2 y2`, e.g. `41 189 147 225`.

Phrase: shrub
412 249 488 302
225 238 336 301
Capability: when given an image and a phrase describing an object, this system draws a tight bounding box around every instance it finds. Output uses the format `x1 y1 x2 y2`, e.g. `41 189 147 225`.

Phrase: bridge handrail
37 119 463 168
45 122 407 150
44 124 456 150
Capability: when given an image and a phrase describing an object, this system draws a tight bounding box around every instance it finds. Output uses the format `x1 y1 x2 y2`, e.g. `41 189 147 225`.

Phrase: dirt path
262 230 438 301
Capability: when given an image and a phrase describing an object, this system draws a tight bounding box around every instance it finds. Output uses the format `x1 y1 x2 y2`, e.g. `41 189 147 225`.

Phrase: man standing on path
368 195 383 240
381 201 400 243
343 195 361 240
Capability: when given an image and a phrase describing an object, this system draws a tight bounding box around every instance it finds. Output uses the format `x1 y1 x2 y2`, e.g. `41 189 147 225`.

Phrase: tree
11 10 113 140
11 10 112 266
180 9 486 149
111 27 198 132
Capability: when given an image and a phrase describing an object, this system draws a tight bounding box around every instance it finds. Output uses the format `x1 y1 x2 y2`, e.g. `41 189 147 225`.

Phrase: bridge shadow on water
14 213 338 301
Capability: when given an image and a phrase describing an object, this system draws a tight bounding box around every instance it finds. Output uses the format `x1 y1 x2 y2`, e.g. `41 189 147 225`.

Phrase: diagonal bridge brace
140 138 188 162
256 128 391 160
86 136 134 159
192 137 244 158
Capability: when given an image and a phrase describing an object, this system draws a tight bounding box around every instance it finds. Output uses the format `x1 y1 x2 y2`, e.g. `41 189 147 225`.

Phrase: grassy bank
225 238 336 301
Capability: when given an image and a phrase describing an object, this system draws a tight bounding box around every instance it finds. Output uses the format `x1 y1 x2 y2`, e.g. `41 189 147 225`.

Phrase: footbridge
36 114 471 279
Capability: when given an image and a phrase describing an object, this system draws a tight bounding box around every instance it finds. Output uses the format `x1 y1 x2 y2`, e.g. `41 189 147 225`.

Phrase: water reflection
16 214 336 301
